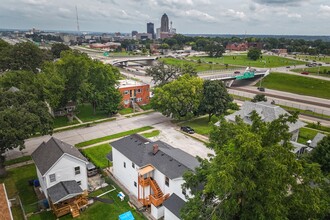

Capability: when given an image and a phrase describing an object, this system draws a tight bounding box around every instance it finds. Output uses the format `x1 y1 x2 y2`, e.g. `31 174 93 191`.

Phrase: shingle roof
47 181 83 204
163 193 185 218
225 101 306 132
31 137 88 175
311 133 326 148
111 134 199 179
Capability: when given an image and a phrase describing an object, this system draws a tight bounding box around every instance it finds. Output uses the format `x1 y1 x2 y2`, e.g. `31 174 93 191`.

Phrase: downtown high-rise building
147 22 155 39
160 13 169 32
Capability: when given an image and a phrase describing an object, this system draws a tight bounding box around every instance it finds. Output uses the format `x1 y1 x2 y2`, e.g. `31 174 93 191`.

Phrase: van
87 162 98 177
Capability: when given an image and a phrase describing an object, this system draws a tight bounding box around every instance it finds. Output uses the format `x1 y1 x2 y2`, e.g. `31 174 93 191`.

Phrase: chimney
153 144 159 155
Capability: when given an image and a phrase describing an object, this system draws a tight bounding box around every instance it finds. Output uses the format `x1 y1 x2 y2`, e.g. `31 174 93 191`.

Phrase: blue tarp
118 211 135 220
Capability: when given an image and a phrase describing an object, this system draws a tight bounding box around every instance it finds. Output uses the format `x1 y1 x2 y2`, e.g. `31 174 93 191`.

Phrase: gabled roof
225 101 306 132
110 134 199 179
31 137 88 175
47 181 83 204
0 184 13 220
163 193 185 218
310 133 326 148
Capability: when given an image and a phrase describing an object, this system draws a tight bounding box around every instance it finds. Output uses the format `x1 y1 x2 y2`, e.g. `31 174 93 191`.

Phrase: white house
31 137 89 218
109 134 200 220
224 101 306 142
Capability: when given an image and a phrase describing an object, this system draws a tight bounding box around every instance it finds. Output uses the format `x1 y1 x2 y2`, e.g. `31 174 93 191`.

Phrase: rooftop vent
153 144 159 155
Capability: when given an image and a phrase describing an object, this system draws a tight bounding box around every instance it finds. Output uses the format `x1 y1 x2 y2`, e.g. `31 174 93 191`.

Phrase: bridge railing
198 68 246 75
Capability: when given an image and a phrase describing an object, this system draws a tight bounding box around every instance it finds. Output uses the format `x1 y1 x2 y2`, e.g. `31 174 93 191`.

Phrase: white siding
112 148 139 198
151 204 165 220
169 178 188 201
36 167 48 198
44 154 88 191
164 207 180 220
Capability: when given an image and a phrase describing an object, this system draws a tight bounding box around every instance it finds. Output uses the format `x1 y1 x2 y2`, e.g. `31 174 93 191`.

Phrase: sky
0 0 330 35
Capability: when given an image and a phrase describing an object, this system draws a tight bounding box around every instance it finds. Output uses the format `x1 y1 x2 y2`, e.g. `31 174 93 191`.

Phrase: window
132 162 135 168
74 166 80 175
134 181 137 187
124 100 129 105
124 90 129 95
136 98 142 102
124 162 126 168
49 174 56 183
165 176 169 187
182 188 186 196
137 89 142 93
77 181 81 185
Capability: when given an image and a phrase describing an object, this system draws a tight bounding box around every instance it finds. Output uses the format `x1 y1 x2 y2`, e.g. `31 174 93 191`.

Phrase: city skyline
0 0 330 35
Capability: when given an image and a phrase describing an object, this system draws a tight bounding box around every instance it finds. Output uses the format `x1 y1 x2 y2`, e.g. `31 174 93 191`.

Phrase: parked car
181 126 195 134
286 66 290 68
257 87 265 92
234 71 240 74
87 162 98 177
301 72 310 75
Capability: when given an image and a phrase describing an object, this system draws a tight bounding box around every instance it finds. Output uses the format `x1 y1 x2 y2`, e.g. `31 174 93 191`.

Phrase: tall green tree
247 47 262 61
205 42 225 57
199 80 233 121
51 43 71 58
182 112 329 220
152 74 203 119
0 90 53 177
251 94 267 102
308 135 330 175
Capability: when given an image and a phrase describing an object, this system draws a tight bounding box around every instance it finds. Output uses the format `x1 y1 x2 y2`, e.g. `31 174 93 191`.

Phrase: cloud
172 9 217 22
252 0 309 6
319 4 330 13
224 9 246 20
287 13 301 18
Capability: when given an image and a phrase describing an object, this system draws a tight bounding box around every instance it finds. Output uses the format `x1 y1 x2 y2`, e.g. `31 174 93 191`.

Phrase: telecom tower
75 6 80 33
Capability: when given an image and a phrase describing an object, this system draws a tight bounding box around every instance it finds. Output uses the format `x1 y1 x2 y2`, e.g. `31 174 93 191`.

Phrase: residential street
5 112 213 160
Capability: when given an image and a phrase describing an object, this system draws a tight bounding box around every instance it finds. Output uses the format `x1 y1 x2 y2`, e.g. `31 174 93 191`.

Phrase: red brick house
118 80 150 108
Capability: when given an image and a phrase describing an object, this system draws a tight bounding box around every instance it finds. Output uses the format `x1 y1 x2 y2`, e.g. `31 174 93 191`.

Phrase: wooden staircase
150 179 163 199
70 204 80 218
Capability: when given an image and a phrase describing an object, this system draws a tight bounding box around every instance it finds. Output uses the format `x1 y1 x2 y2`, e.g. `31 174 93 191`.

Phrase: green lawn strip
82 144 112 168
119 108 134 115
12 205 26 220
295 55 330 63
75 126 153 148
140 103 152 111
160 57 238 72
190 55 306 68
279 105 330 120
180 116 212 136
53 116 79 128
141 130 160 138
297 127 320 144
76 103 109 122
259 72 330 99
0 164 39 214
5 155 32 166
291 66 330 77
28 211 55 220
305 123 330 133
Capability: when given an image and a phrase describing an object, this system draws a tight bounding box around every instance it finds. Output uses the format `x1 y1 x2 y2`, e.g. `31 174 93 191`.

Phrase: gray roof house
31 137 89 218
110 134 199 220
224 101 306 141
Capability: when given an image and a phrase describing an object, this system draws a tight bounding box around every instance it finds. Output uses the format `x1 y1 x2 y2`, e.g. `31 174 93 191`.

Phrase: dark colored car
286 66 290 68
301 72 310 75
234 71 240 74
257 87 265 92
181 126 195 134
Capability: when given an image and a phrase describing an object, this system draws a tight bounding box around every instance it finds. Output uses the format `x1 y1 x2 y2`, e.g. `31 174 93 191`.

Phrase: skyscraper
147 22 155 39
160 13 169 32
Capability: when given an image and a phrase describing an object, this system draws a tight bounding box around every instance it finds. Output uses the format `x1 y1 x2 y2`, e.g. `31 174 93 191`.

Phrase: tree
251 94 267 102
308 135 330 175
146 61 197 85
0 90 53 177
152 74 203 119
247 47 262 61
205 42 225 57
199 80 233 121
51 43 71 58
182 113 329 219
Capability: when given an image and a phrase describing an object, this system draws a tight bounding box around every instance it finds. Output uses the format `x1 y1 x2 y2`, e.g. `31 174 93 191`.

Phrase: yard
291 66 330 77
82 144 112 168
297 127 319 144
190 55 306 68
259 72 330 99
295 55 330 63
180 116 212 136
160 57 238 72
53 116 79 128
76 103 110 122
141 130 160 138
118 108 134 115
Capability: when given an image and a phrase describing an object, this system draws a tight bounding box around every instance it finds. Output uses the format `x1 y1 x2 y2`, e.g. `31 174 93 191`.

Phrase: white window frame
136 98 142 102
124 90 129 95
49 173 56 183
165 176 169 187
74 166 80 175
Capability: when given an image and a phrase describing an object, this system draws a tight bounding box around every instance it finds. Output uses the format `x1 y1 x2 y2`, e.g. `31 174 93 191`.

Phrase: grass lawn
181 116 212 136
53 116 79 128
4 155 32 166
141 130 160 138
291 66 330 77
29 181 145 220
259 72 330 99
0 164 39 214
118 108 133 115
295 55 330 63
82 144 112 168
297 127 319 144
190 55 306 68
76 103 109 122
140 103 152 111
160 57 239 72
75 126 153 148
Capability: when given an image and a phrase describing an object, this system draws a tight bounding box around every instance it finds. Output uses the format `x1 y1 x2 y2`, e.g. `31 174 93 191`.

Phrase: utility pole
75 5 80 33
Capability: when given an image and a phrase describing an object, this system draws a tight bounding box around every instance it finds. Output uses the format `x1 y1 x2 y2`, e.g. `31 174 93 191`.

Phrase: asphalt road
5 112 213 161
